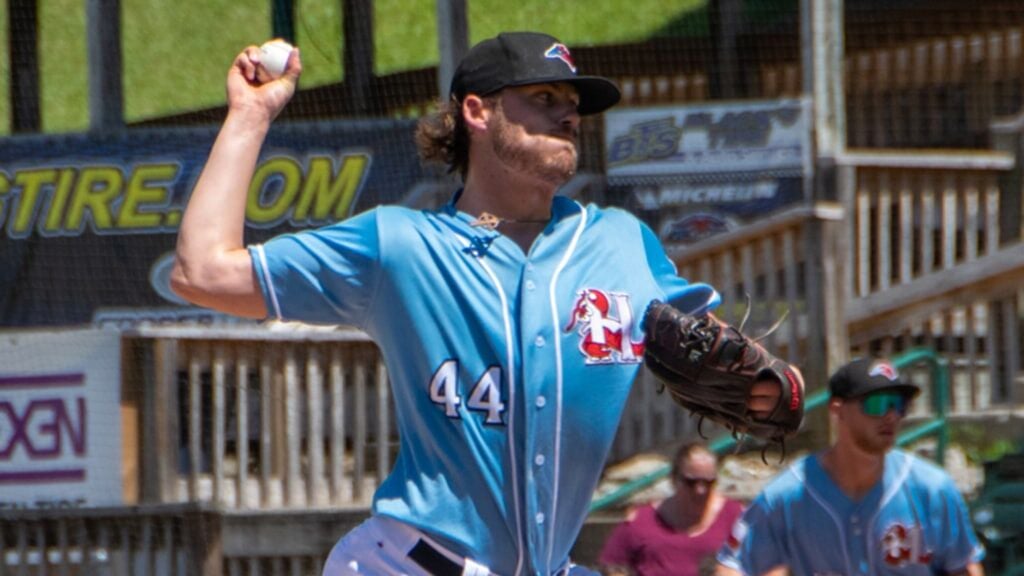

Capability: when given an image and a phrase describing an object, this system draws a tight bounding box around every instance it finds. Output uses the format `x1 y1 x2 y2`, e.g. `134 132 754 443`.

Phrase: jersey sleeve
934 478 986 571
248 208 381 327
717 493 788 575
639 220 720 315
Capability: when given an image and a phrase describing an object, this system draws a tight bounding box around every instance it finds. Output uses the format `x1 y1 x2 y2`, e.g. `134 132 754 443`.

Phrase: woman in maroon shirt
599 443 744 576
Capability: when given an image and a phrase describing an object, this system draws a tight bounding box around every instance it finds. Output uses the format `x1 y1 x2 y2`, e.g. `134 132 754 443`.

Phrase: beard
490 108 578 187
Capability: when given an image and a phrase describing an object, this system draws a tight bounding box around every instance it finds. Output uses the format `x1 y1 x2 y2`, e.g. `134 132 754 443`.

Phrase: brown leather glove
643 300 805 443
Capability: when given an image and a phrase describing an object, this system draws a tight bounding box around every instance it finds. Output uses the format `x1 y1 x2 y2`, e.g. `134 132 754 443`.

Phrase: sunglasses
678 475 717 488
859 391 910 417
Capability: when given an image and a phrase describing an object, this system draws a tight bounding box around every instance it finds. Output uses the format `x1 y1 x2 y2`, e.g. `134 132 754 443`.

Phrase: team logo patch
544 43 577 73
870 361 900 381
565 288 643 364
662 213 732 243
881 522 933 566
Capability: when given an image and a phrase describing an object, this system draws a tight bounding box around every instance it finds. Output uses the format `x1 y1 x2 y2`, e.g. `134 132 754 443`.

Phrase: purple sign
0 329 122 508
0 374 87 482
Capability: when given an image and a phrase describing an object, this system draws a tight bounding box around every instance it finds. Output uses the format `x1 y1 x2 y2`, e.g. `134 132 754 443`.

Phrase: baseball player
171 31 787 575
716 357 986 576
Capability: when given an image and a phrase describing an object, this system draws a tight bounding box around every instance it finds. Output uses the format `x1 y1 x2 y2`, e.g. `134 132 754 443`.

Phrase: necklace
469 211 550 230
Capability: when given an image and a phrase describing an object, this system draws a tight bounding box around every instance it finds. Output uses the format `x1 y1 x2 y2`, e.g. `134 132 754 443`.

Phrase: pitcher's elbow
169 257 202 304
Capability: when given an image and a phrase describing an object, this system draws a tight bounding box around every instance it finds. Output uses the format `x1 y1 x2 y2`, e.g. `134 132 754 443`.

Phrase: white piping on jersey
866 452 913 571
792 461 855 575
452 232 526 576
544 201 588 572
253 245 283 319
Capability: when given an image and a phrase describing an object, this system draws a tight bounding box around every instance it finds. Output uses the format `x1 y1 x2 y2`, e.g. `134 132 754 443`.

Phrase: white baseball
258 39 293 80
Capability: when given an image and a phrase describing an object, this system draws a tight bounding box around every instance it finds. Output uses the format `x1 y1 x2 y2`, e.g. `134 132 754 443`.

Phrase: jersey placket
849 498 875 575
463 226 560 575
517 210 584 575
803 461 857 575
442 199 585 574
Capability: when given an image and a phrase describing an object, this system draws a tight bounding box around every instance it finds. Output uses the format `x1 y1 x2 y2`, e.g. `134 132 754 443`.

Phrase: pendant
470 212 502 230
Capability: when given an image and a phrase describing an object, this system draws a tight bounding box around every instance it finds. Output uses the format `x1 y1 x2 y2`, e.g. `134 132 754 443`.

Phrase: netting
1 1 1023 574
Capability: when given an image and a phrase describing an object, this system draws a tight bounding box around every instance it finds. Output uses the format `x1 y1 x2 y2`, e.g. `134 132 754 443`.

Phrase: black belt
407 540 572 576
408 539 463 576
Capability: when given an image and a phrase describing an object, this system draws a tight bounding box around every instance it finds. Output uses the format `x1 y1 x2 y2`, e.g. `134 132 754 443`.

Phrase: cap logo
869 361 899 381
544 43 577 73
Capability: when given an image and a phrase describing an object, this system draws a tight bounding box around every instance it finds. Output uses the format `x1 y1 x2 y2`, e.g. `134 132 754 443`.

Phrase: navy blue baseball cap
450 32 621 116
829 358 920 399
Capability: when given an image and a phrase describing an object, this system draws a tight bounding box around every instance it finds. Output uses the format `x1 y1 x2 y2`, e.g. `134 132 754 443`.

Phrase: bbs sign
0 329 122 509
604 99 811 244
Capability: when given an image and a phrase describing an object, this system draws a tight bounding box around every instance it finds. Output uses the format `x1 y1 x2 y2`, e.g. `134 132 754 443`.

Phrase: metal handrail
589 348 950 512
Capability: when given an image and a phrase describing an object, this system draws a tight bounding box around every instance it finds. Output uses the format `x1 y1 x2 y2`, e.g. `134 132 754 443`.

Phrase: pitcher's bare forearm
171 45 302 318
171 110 271 318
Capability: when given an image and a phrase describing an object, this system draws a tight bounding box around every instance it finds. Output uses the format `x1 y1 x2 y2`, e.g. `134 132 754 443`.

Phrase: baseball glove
642 300 804 444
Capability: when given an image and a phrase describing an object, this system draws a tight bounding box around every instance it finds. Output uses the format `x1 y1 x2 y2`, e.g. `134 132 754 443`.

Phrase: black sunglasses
677 475 717 488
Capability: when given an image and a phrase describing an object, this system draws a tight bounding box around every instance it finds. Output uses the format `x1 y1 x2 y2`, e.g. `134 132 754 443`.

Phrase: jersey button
525 280 536 290
535 513 545 524
535 396 547 408
534 336 546 347
534 454 545 466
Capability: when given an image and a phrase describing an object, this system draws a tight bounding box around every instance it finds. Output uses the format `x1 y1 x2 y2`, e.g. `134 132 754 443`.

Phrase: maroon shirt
598 498 744 576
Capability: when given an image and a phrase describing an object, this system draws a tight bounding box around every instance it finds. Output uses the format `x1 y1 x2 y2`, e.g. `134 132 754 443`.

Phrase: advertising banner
0 119 432 327
0 329 122 509
604 99 811 244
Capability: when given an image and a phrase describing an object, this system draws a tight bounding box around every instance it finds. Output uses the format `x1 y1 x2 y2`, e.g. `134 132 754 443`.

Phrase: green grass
0 0 802 134
466 0 706 45
121 1 272 124
39 0 87 132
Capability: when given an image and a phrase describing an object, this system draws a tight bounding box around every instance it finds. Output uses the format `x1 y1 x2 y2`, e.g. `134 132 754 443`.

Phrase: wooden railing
0 504 222 576
624 156 1020 420
666 204 845 363
0 504 368 576
837 150 1023 413
838 151 1011 298
659 150 1023 417
764 26 1024 147
127 328 392 510
124 324 710 507
609 369 704 462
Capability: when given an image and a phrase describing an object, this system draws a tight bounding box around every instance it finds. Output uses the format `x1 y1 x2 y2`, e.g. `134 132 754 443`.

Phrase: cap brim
836 383 921 400
889 384 922 399
568 76 622 115
505 75 622 116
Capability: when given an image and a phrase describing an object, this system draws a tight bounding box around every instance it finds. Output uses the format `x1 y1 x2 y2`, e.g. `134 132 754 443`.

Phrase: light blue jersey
717 449 985 575
250 194 719 575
